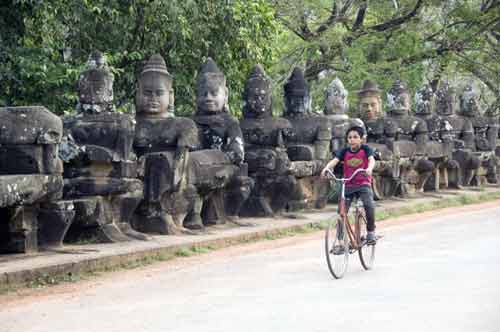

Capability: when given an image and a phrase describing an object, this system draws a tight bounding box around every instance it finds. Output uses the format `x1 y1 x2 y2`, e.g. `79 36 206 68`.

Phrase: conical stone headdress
326 77 348 99
357 80 381 97
140 54 172 81
244 64 271 94
284 67 309 98
196 57 226 92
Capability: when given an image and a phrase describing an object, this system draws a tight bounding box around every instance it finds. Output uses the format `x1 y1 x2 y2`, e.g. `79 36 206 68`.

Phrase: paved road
1 206 499 332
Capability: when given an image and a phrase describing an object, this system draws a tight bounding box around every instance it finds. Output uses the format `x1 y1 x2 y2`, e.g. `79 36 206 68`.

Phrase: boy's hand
321 167 331 178
366 168 373 176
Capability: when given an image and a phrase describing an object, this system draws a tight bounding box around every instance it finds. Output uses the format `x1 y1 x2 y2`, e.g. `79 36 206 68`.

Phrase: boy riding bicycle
321 126 377 244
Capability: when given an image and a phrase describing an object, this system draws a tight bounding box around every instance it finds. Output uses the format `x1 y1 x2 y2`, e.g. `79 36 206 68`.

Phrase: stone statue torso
134 117 199 157
240 116 292 149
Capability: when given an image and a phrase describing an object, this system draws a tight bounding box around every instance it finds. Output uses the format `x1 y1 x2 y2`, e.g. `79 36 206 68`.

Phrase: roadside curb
1 187 500 290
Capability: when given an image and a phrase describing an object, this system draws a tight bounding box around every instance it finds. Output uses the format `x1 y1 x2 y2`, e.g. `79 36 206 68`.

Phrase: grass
2 189 500 295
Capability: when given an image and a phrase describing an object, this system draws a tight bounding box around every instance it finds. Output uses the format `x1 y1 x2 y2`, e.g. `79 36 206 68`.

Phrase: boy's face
347 130 362 149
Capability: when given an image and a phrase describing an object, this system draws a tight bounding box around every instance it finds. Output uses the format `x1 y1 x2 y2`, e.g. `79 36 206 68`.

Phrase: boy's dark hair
345 126 365 142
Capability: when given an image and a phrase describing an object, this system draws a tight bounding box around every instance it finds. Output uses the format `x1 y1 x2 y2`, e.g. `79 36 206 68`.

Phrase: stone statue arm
487 122 498 152
314 122 332 161
225 118 245 165
413 120 429 154
461 119 475 150
172 119 200 189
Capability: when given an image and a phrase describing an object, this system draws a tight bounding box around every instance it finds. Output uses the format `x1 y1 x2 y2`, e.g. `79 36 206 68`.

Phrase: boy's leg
359 186 376 232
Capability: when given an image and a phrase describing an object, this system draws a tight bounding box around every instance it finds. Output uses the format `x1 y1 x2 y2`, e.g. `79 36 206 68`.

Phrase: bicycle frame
326 168 367 251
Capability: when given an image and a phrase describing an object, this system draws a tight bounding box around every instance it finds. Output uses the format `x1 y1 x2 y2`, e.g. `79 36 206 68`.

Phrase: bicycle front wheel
325 218 349 279
357 210 375 270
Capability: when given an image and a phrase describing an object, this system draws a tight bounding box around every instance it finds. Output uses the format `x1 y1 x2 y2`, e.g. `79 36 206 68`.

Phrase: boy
321 126 377 243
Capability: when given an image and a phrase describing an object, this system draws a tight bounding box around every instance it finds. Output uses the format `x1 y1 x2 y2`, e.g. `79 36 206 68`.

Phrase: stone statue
133 54 201 234
283 67 332 210
435 82 480 186
459 84 498 184
192 58 253 224
358 80 383 123
323 77 364 154
383 80 434 194
239 64 295 216
76 51 115 114
63 51 147 242
414 84 457 190
0 106 74 253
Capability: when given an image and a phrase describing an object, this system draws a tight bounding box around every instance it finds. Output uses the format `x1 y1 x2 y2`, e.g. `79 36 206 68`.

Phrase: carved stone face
78 70 113 106
359 95 381 120
436 88 454 116
415 86 434 116
246 87 271 116
324 78 348 115
460 87 480 117
388 92 410 115
196 78 227 114
136 72 173 117
285 95 309 115
324 91 347 115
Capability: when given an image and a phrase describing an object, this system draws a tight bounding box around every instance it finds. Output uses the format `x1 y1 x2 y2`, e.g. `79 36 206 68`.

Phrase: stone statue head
77 51 114 113
283 67 311 116
414 84 435 116
324 77 348 115
357 80 382 121
243 64 272 118
459 84 480 117
196 58 229 115
136 54 174 118
436 82 455 116
387 80 411 115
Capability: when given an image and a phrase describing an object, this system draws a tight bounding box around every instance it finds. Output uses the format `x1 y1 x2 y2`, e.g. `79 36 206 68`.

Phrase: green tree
269 0 499 115
0 0 284 116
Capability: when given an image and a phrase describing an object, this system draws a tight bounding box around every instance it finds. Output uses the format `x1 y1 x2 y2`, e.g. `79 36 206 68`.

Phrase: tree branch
351 0 368 32
368 0 424 32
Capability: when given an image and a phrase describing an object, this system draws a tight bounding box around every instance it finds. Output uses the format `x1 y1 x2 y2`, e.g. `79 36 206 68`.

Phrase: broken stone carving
62 51 147 242
0 106 74 253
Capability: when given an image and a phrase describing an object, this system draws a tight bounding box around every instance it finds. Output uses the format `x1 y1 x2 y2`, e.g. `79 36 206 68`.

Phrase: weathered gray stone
283 67 332 210
240 65 295 217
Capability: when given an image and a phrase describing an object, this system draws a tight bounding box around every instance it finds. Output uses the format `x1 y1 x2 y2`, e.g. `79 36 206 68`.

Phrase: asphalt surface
1 205 499 332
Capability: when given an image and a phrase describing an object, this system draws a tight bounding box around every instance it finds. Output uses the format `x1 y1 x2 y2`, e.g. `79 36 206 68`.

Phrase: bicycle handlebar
325 168 368 182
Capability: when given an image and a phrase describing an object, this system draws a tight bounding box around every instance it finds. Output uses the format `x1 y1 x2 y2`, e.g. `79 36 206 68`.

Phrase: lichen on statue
62 51 146 243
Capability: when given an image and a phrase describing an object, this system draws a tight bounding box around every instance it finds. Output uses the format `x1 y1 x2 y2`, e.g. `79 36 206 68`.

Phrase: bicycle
324 168 376 279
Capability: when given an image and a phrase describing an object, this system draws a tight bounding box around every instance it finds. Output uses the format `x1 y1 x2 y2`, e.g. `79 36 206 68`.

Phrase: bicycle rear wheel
356 210 375 270
325 218 349 279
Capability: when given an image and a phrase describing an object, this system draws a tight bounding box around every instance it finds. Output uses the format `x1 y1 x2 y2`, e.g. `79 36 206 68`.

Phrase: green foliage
0 0 284 115
270 0 500 116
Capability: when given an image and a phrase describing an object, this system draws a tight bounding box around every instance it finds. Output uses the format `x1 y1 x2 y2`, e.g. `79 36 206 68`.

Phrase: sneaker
366 232 377 245
330 245 346 255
